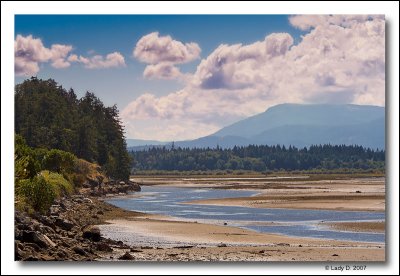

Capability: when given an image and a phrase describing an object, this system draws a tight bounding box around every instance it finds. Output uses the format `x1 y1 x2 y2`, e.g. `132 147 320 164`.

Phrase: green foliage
15 134 40 180
16 175 55 213
131 144 385 172
42 149 75 175
41 170 74 197
15 77 130 180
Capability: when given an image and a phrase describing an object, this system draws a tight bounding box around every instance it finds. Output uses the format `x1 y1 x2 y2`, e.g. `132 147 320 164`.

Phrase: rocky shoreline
15 181 142 261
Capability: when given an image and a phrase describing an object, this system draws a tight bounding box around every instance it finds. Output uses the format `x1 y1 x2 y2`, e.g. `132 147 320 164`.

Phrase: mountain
126 139 167 148
127 103 385 150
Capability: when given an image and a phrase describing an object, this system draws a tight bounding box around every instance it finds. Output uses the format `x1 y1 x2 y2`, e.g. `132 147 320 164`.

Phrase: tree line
15 77 131 181
131 144 385 172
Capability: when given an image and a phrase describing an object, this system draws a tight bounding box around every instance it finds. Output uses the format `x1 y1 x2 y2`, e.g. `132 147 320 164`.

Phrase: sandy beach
99 214 385 261
177 177 386 212
97 176 385 261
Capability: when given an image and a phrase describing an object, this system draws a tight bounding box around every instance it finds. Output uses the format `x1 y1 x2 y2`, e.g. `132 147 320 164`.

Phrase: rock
73 246 87 256
50 205 61 216
97 210 104 215
23 256 39 261
276 243 290 247
82 226 101 242
332 254 339 256
127 180 141 192
118 252 135 260
55 218 74 231
298 244 302 247
96 243 113 252
82 198 93 204
24 242 41 252
218 243 227 247
21 231 50 248
42 234 56 247
223 222 228 225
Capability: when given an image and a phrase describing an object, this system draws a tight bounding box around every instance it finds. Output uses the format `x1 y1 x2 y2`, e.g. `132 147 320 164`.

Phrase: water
106 186 385 243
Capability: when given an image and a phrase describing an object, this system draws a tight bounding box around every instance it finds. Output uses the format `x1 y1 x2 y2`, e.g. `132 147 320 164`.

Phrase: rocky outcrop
84 179 141 197
14 196 134 261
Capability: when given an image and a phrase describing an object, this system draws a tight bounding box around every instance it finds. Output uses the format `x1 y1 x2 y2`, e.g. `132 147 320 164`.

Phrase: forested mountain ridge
131 144 385 172
15 77 131 180
128 103 385 150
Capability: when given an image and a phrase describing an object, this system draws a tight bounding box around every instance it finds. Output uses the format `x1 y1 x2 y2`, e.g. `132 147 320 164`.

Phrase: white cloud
14 34 73 76
289 14 385 31
15 34 126 75
134 32 200 80
134 32 201 64
68 52 126 69
123 15 385 140
143 63 182 80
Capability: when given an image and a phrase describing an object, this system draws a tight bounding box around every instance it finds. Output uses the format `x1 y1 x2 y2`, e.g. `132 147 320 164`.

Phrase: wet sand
322 221 385 233
99 214 385 261
98 176 385 261
180 177 385 213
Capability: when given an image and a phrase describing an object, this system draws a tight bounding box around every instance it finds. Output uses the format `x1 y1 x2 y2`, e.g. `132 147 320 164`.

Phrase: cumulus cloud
122 15 385 140
68 52 126 69
122 16 385 141
15 34 126 76
134 32 201 64
289 14 385 30
134 32 200 80
143 63 182 80
14 34 73 76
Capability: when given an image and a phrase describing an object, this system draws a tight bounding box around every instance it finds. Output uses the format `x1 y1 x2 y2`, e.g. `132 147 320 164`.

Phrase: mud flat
98 214 385 262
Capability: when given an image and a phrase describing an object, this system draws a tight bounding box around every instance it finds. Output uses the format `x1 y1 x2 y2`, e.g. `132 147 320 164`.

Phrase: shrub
41 170 74 197
16 175 55 213
42 149 76 175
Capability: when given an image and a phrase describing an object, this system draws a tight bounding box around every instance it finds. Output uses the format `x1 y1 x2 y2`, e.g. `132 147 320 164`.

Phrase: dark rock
218 243 227 247
23 256 39 261
24 242 41 252
276 243 290 247
130 248 143 253
332 254 339 256
73 246 87 256
127 180 141 192
96 243 113 252
298 245 302 247
55 218 74 231
118 252 135 260
82 226 101 242
223 222 228 225
97 210 104 215
21 231 50 248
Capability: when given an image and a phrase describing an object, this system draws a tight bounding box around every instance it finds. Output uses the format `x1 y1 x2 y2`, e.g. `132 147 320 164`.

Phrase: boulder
127 180 141 192
55 218 74 231
72 246 87 256
118 252 135 260
82 226 101 242
21 231 50 248
96 242 113 252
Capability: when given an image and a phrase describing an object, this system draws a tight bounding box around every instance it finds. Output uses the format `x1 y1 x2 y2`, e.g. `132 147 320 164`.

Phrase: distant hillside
128 103 385 151
126 139 167 148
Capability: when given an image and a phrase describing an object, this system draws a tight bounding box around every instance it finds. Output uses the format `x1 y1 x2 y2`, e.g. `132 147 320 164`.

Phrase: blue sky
15 15 304 107
14 15 385 140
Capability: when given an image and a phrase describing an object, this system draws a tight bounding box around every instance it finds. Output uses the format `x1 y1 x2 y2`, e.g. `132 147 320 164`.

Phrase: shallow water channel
106 186 385 243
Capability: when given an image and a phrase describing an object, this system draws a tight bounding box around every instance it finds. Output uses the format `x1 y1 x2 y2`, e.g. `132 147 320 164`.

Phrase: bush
42 149 76 175
41 170 74 197
16 175 55 213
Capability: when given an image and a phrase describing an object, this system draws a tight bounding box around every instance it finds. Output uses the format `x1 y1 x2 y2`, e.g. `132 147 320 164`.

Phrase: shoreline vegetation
14 78 385 261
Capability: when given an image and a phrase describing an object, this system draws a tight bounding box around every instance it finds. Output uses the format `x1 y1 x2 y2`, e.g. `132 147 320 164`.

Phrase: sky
14 15 385 141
